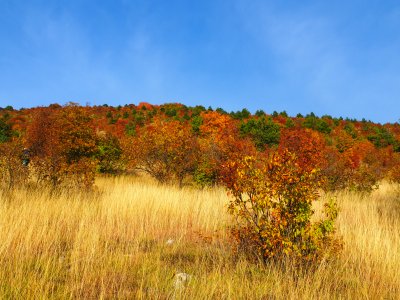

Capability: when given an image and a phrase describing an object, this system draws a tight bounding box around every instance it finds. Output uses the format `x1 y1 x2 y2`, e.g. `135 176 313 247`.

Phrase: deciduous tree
26 104 98 189
123 117 200 186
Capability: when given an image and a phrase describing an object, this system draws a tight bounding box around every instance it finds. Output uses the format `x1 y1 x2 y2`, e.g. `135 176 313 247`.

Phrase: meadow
0 176 399 299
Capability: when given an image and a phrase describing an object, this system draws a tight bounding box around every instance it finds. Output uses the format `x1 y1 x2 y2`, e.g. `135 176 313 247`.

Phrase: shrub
0 138 29 191
96 132 124 174
323 141 382 193
26 105 98 189
193 161 218 188
123 118 200 187
387 153 400 189
279 128 327 173
221 150 338 263
0 116 13 143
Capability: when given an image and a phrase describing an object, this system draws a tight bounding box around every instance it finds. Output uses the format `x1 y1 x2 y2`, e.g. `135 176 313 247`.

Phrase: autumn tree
278 128 327 173
323 140 382 192
195 111 256 187
26 104 98 189
331 127 355 153
4 102 400 194
123 117 200 186
388 152 400 188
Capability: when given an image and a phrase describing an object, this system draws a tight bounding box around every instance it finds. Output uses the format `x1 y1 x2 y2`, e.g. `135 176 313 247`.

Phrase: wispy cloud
234 0 400 122
1 3 124 106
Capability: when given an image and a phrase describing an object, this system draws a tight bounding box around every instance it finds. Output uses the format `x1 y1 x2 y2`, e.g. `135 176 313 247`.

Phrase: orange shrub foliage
221 150 338 263
26 105 98 189
123 117 200 186
278 128 327 172
323 140 384 192
388 152 400 184
332 127 355 153
0 138 29 190
3 102 400 194
195 111 256 186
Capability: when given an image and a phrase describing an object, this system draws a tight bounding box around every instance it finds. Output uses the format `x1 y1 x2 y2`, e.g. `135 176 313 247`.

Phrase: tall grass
0 176 399 299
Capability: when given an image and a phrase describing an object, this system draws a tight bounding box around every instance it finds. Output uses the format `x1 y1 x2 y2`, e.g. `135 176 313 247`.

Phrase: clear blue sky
1 0 400 123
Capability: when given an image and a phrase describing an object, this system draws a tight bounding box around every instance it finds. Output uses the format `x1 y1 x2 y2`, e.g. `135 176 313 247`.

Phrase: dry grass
0 176 399 299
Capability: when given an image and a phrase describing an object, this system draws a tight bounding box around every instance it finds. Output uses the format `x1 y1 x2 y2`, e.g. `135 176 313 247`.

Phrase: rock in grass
174 272 192 289
166 238 174 246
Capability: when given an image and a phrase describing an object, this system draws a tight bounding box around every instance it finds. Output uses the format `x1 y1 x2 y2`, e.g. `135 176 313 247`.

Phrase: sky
1 0 400 123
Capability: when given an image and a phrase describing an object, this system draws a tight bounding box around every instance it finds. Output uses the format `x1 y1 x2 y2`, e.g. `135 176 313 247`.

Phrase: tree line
1 102 400 192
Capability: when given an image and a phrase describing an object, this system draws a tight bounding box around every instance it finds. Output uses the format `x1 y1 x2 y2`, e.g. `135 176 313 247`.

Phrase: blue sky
1 0 400 123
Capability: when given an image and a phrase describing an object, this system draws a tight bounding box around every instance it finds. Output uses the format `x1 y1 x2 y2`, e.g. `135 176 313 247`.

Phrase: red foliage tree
195 111 256 186
26 104 98 189
123 117 200 186
324 140 383 192
278 128 327 172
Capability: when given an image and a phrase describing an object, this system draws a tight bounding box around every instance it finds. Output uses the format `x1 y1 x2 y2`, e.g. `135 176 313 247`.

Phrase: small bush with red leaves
323 141 383 193
221 150 338 263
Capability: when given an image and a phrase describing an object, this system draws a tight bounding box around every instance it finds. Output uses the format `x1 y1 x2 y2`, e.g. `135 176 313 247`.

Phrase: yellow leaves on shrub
221 150 338 263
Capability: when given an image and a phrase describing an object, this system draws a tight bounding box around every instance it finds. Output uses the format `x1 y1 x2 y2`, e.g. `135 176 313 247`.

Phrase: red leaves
196 111 256 185
2 103 400 194
279 128 327 172
122 117 200 186
25 104 98 189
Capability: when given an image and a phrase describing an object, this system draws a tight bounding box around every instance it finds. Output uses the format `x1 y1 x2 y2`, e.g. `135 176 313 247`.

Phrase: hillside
1 102 400 191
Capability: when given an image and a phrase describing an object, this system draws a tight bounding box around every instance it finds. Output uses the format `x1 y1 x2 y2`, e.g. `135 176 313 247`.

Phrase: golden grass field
0 176 399 299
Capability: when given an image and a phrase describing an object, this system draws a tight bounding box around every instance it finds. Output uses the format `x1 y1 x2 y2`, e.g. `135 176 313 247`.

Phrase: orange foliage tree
388 152 400 186
26 104 98 189
4 102 400 194
324 140 384 192
123 117 200 186
195 111 256 187
278 128 327 172
332 127 355 153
